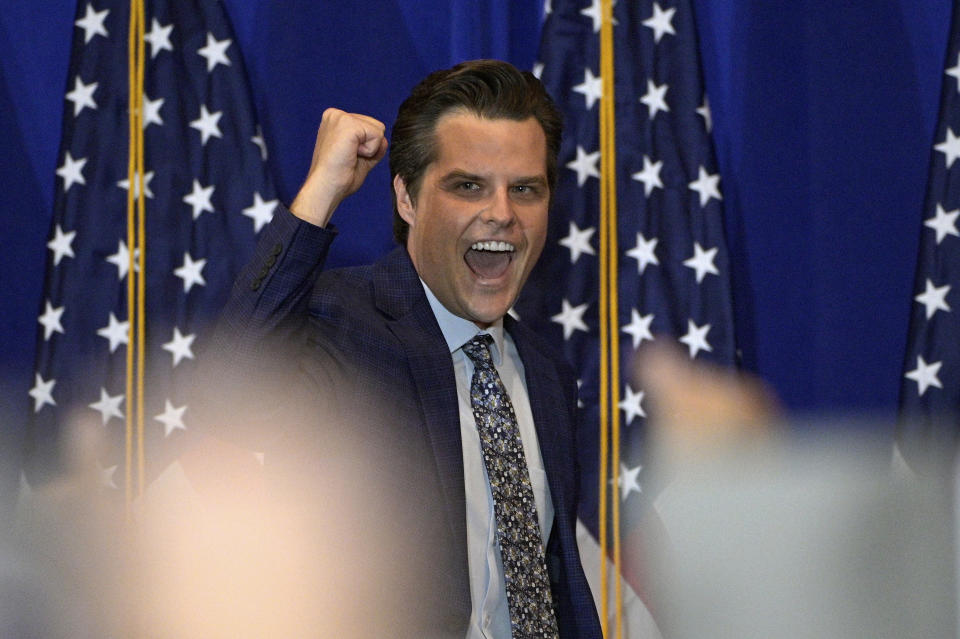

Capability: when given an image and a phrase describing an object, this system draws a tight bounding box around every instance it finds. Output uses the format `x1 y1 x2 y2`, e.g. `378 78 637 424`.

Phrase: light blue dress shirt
421 282 555 639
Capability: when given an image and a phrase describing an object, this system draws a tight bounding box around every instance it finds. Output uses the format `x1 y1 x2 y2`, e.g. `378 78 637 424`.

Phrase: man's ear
394 174 416 226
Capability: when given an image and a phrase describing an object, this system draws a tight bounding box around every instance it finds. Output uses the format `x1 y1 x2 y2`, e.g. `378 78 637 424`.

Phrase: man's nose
481 188 516 226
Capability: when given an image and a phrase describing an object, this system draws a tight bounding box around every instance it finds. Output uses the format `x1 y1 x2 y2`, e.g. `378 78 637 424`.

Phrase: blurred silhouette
633 344 956 639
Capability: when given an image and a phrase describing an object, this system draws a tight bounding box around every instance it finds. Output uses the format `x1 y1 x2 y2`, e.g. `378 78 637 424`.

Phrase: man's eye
512 184 541 196
458 182 480 191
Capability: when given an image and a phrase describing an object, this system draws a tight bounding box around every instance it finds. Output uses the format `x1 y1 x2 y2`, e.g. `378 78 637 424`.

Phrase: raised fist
289 108 388 227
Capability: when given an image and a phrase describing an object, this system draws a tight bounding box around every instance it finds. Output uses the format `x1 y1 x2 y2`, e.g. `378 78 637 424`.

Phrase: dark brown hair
389 59 563 244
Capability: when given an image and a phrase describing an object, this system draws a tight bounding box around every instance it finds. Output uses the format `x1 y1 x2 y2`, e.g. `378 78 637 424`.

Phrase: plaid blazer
212 206 601 638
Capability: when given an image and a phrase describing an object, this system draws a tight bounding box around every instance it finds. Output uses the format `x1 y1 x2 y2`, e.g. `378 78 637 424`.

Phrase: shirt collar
420 279 505 365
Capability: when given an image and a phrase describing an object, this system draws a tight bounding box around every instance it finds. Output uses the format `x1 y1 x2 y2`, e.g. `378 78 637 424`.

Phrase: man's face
395 111 550 328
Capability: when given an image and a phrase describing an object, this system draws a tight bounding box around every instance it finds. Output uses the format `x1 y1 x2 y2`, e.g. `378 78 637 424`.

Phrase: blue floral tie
461 334 559 639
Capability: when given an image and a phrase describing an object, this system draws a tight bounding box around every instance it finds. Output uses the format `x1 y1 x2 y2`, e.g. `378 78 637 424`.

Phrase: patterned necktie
461 334 559 639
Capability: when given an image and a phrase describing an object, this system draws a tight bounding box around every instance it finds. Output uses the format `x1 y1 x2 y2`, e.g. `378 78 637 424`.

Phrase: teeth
470 241 515 252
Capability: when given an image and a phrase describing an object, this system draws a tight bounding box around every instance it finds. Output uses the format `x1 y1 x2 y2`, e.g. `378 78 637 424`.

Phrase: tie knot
462 333 494 367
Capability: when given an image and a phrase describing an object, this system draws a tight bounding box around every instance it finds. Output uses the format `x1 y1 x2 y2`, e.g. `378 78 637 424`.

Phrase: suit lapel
507 317 570 517
371 249 467 546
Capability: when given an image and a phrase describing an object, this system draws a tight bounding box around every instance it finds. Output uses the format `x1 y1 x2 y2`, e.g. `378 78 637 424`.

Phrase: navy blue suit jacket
210 206 601 637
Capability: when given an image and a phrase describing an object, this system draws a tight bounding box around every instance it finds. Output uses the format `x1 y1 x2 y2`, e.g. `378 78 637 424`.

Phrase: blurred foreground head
9 367 457 638
634 344 956 639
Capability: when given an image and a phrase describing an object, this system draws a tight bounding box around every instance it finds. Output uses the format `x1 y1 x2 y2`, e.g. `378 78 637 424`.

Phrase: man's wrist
289 185 338 228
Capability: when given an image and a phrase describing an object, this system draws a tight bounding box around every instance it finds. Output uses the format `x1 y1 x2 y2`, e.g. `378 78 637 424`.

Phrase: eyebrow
438 170 548 185
512 175 549 186
438 170 485 184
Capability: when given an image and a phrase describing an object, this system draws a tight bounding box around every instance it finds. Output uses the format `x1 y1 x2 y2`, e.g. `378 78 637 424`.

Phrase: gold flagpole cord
134 0 147 500
125 0 147 511
124 0 137 511
598 0 622 636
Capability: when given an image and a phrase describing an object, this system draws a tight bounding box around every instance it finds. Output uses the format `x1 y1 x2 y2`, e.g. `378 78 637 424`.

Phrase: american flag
899 3 960 460
27 0 277 491
516 0 736 630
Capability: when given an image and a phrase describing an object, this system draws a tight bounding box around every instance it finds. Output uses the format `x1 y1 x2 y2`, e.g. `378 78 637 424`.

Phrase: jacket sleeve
191 204 338 451
210 203 336 350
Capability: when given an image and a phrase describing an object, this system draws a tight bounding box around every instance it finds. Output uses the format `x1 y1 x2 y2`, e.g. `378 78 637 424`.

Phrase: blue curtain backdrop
1 0 953 493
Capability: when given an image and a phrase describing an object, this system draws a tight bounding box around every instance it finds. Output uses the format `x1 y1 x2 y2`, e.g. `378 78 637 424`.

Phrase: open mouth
465 240 515 280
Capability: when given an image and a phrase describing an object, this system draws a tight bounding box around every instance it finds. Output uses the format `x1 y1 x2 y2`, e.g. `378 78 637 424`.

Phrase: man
210 60 601 638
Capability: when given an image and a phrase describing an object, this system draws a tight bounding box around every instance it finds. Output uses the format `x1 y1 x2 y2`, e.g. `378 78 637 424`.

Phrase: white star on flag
948 53 960 88
183 179 216 220
75 3 109 44
925 203 959 244
573 68 603 110
622 309 655 349
66 76 98 116
915 279 951 319
642 2 676 43
697 98 713 132
29 373 56 412
905 355 943 396
581 0 602 32
626 232 659 274
174 253 207 292
617 463 642 500
580 0 617 33
88 387 124 425
551 299 589 340
155 399 187 437
566 145 600 186
163 327 196 367
252 126 268 160
935 127 960 169
38 301 66 341
105 239 139 281
631 155 663 196
198 32 232 72
558 221 596 264
96 312 129 353
190 104 223 145
47 224 76 266
679 319 713 358
143 18 173 58
532 62 545 80
143 95 164 128
640 79 670 120
242 192 278 233
688 165 722 207
683 242 719 283
57 152 87 191
619 384 646 424
117 170 155 199
99 463 118 490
